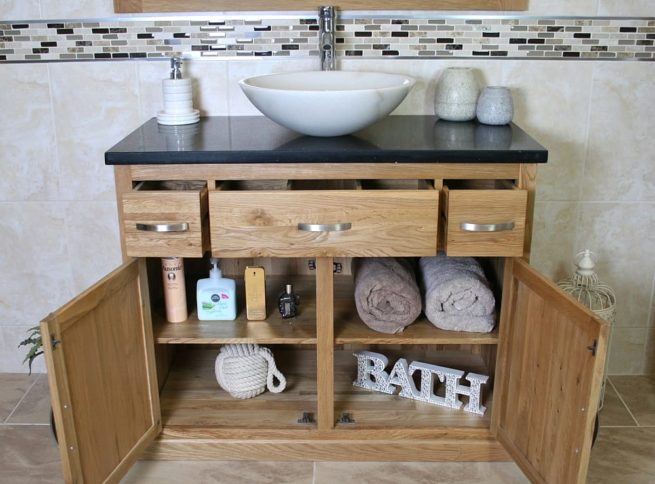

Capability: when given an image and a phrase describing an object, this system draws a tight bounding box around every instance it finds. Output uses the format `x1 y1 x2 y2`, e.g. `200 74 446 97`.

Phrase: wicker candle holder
558 250 616 409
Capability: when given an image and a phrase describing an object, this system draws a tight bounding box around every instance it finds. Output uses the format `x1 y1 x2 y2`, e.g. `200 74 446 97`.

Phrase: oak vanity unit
41 116 607 484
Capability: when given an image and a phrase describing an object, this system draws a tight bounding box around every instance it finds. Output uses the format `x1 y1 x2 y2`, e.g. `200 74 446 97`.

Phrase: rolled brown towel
353 258 422 334
419 255 496 333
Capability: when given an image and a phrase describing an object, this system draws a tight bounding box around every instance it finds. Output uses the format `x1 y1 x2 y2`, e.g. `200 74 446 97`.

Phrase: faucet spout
319 6 336 71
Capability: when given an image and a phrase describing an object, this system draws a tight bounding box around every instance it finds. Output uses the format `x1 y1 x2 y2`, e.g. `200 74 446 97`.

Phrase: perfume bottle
278 284 299 319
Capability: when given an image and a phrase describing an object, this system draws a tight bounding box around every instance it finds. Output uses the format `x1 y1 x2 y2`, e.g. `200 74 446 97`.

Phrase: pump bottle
196 258 237 320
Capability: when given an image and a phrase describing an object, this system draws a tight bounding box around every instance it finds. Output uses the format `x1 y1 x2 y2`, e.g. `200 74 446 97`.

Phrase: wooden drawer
121 182 209 257
442 182 527 257
209 180 438 257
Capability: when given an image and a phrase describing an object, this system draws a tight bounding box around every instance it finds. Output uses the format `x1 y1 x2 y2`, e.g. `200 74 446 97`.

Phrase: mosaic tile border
0 15 653 63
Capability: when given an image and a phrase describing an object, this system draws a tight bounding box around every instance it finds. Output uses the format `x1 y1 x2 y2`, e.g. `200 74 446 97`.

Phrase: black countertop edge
104 116 548 166
105 150 548 165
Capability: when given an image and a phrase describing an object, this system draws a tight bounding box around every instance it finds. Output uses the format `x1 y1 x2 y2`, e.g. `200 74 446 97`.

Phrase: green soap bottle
196 258 236 321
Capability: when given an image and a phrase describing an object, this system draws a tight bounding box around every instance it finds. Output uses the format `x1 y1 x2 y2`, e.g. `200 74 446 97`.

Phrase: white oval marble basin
239 71 416 137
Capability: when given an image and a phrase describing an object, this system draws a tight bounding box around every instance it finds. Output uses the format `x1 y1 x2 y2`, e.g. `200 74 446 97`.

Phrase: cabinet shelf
333 276 500 345
154 314 317 345
334 349 492 430
154 275 317 345
161 348 317 430
160 347 491 433
335 319 499 345
153 273 499 346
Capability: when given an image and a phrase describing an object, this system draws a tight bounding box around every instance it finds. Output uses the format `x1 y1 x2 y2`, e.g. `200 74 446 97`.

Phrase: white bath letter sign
353 351 488 416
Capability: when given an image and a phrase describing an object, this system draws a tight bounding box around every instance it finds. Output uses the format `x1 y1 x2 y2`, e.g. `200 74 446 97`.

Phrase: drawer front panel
209 190 438 257
444 189 527 257
122 190 208 257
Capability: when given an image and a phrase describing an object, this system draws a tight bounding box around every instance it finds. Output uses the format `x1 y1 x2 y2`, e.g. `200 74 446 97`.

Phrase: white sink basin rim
239 71 416 137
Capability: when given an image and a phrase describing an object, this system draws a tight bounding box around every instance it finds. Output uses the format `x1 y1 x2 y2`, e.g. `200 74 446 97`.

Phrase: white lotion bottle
196 258 237 320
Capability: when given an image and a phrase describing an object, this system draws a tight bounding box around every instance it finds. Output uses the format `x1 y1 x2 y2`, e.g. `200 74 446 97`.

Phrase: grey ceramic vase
434 67 480 122
476 86 514 125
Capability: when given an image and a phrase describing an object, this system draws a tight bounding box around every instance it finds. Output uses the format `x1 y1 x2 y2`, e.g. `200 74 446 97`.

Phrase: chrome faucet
319 6 336 71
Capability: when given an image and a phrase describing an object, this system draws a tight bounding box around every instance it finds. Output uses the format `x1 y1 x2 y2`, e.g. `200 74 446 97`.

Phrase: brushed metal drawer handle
136 222 189 233
460 222 515 232
298 223 352 232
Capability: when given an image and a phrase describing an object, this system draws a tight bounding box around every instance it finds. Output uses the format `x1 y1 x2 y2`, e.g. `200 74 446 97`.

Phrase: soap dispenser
196 258 237 321
157 56 199 126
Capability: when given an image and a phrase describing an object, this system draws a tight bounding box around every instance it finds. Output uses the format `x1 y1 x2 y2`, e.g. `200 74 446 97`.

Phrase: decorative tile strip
0 16 652 63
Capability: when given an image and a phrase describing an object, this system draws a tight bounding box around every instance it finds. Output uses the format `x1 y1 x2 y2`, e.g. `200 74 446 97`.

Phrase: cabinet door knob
460 221 514 232
136 222 189 233
297 223 352 232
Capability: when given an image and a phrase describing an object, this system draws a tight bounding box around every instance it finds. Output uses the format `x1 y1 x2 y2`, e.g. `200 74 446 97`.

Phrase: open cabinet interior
146 253 502 436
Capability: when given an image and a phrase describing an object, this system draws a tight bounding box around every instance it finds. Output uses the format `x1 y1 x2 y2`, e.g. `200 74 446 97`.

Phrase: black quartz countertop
105 116 548 165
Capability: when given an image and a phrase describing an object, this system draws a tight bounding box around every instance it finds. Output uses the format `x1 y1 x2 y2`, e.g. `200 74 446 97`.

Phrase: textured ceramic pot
476 86 514 125
434 67 480 122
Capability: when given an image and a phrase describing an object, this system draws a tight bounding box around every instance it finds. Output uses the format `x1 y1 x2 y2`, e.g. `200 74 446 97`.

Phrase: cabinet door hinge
337 412 355 424
297 412 315 424
587 339 597 357
51 335 61 350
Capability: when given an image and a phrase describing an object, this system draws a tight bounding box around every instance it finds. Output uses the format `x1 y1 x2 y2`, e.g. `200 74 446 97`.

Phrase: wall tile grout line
0 422 51 426
607 377 641 427
3 375 40 424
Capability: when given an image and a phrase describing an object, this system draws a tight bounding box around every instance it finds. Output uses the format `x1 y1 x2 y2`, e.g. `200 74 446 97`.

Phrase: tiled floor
1 373 653 483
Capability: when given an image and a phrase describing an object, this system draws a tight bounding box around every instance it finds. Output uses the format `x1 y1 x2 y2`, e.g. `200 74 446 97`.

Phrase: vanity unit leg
316 257 335 429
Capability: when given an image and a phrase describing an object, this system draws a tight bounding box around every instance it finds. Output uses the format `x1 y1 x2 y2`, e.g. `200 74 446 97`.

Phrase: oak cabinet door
493 258 608 484
41 259 160 483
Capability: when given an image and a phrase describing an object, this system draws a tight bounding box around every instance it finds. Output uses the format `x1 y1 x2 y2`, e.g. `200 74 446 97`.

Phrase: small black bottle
278 284 299 319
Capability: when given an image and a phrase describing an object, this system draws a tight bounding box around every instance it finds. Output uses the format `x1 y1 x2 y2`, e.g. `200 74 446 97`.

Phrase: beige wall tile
40 0 113 19
599 380 637 427
6 374 50 424
185 60 230 117
0 202 76 324
63 201 122 294
0 373 37 421
0 325 47 374
340 58 504 117
135 61 166 124
583 63 655 202
0 64 59 201
531 201 579 281
137 60 230 121
48 62 141 201
611 375 655 426
608 327 647 374
314 461 528 484
598 0 654 15
0 1 41 20
497 61 593 202
526 0 598 15
575 203 655 329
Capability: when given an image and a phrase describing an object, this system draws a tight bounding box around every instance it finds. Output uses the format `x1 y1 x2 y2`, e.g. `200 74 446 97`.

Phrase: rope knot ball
215 344 287 399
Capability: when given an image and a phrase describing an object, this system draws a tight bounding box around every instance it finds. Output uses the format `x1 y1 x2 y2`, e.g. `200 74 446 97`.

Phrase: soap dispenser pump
170 56 183 80
157 55 199 126
196 258 237 321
